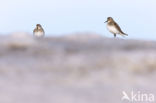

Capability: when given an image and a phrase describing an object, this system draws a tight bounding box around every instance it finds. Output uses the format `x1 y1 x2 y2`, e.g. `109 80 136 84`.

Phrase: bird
104 17 128 38
33 24 45 38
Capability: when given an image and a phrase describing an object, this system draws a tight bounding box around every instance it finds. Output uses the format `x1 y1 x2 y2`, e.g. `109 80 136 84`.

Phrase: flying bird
104 17 128 38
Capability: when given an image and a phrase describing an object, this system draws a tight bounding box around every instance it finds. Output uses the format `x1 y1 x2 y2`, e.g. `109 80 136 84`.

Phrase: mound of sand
0 33 156 103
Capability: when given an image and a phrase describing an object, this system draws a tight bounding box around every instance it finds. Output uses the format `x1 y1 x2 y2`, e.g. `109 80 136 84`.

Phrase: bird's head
36 24 41 27
104 17 114 23
36 24 42 29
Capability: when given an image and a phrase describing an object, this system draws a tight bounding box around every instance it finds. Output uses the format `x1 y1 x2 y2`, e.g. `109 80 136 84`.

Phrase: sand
0 33 156 103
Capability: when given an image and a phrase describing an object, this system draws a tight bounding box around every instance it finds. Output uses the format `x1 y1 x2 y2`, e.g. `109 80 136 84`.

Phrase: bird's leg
114 34 116 38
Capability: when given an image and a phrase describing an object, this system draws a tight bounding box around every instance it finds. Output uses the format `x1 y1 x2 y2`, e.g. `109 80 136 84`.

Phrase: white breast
107 25 120 34
34 32 44 37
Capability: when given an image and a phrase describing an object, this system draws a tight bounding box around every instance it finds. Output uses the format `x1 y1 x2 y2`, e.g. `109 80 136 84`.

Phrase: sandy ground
0 33 156 103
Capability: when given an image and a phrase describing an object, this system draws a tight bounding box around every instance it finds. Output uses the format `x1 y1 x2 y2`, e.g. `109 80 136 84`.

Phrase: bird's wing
41 28 45 34
113 22 128 36
33 29 36 34
113 22 124 34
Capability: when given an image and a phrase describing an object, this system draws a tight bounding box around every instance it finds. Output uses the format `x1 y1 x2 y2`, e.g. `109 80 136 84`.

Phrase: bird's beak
104 20 107 23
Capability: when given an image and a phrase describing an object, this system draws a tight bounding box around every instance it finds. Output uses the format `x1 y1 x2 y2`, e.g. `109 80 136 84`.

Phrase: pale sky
0 0 156 40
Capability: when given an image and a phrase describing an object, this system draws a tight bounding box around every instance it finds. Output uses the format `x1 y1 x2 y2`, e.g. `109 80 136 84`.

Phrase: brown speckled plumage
33 24 45 38
105 17 128 38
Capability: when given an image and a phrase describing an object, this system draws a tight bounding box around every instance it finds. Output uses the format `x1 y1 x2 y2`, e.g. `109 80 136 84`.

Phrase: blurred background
0 0 156 103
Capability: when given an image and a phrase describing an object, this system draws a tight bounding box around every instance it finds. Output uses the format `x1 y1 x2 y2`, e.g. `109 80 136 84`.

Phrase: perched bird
33 24 45 38
104 17 128 38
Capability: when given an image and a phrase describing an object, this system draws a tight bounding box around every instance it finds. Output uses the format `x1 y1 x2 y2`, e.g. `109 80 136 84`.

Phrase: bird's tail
120 32 128 36
123 33 128 36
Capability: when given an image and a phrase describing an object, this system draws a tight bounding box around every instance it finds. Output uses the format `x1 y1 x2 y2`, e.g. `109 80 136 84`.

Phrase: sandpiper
104 17 128 38
33 24 45 38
